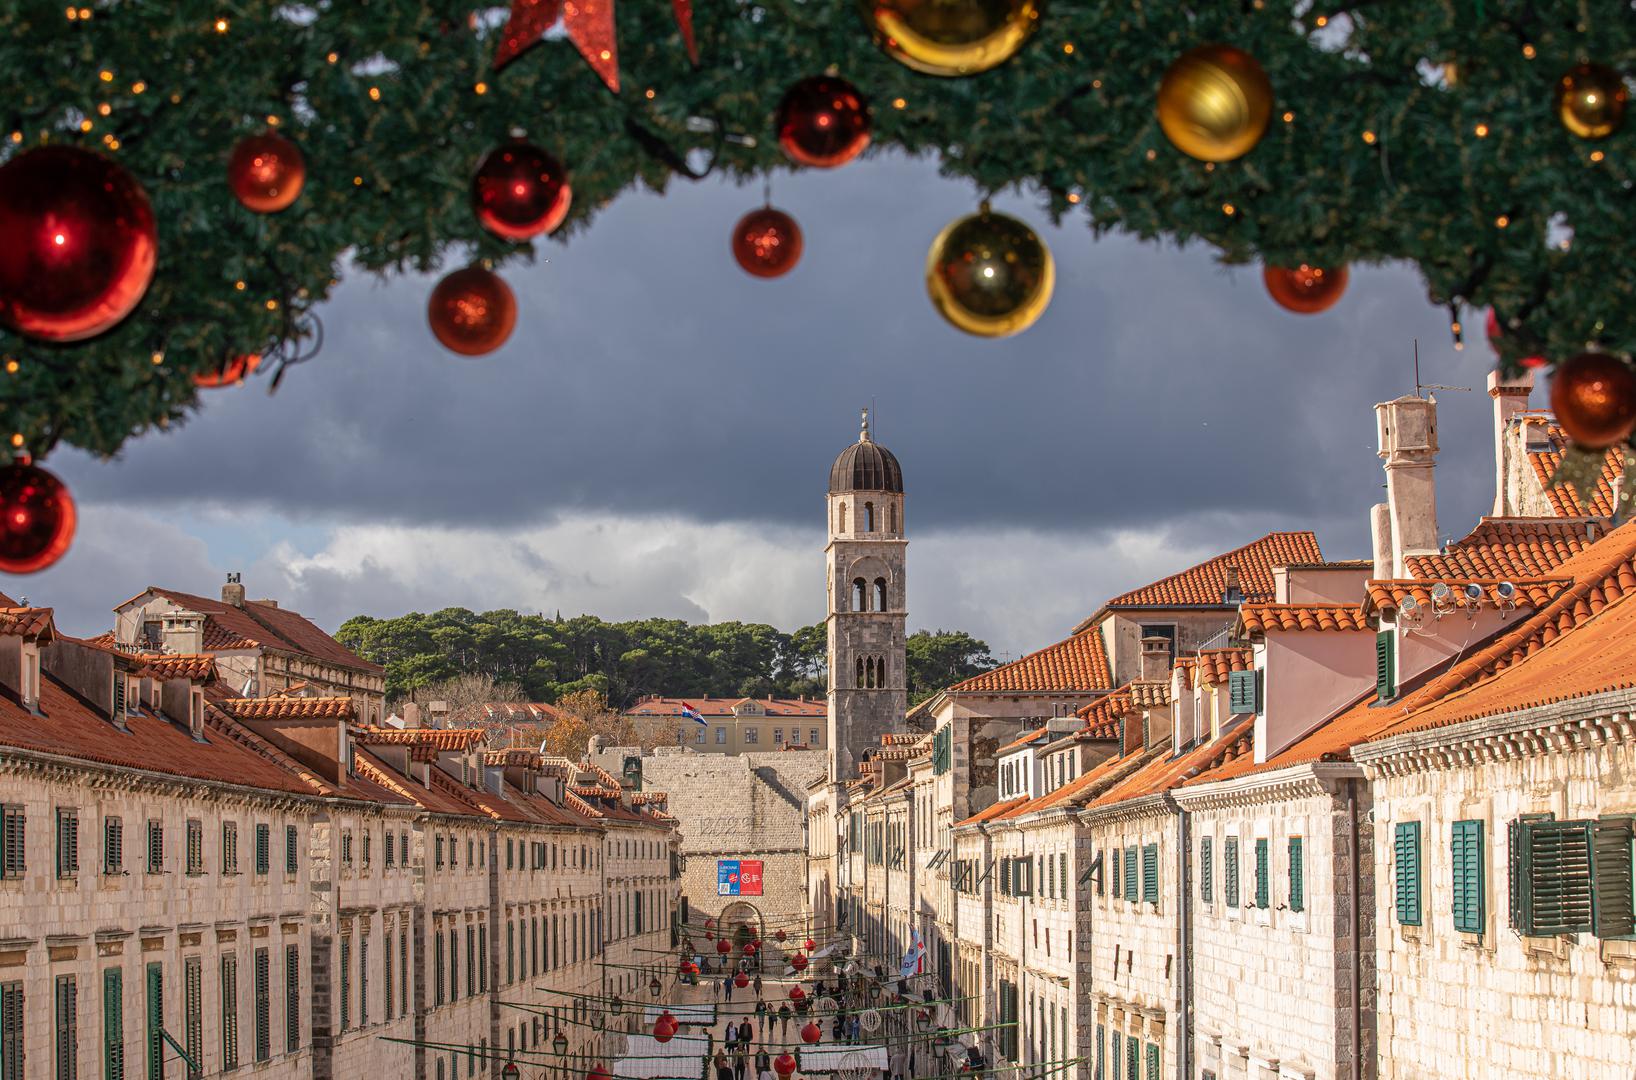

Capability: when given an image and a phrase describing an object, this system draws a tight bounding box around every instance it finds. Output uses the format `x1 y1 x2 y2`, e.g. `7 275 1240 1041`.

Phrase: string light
1222 202 1236 216
78 119 93 132
97 103 111 116
353 175 363 186
150 351 164 365
3 359 18 375
213 16 229 32
65 6 77 18
1314 14 1329 27
368 86 381 101
1495 214 1510 228
265 299 278 311
1591 150 1605 163
644 88 655 100
99 69 113 82
1145 148 1157 160
1282 111 1294 123
131 81 146 94
9 434 23 449
1473 123 1489 137
234 280 246 291
326 51 338 63
8 132 20 144
1091 79 1102 89
474 82 488 95
79 7 89 17
892 97 906 109
1062 43 1074 55
1067 192 1080 204
1361 130 1377 145
266 114 280 126
1522 43 1537 59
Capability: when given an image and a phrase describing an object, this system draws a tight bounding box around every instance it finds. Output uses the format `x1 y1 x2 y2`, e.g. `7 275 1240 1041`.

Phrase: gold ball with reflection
1157 44 1273 162
1556 63 1628 140
860 0 1041 77
925 208 1054 338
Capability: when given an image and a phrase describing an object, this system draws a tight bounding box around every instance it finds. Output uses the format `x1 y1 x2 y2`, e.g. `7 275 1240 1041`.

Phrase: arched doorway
720 900 764 971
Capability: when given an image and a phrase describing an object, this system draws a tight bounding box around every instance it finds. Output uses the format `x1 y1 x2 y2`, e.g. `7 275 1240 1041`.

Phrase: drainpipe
1173 798 1192 1080
1347 779 1362 1080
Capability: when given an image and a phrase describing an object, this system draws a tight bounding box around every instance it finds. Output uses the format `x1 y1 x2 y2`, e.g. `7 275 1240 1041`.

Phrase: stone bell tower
825 409 908 783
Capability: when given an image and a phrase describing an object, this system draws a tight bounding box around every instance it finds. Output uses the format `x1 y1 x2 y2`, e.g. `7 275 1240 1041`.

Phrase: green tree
906 629 996 705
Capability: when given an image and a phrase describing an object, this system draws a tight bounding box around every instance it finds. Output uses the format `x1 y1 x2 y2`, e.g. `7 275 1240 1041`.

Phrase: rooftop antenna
1413 338 1472 398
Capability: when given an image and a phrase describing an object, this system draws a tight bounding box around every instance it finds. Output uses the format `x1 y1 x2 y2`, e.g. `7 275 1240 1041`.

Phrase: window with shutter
1126 1033 1139 1080
1288 836 1305 913
1094 1024 1104 1080
1224 839 1239 907
1375 632 1395 701
1146 1042 1159 1080
286 826 298 874
103 969 123 1080
399 929 408 1017
1141 844 1158 904
1110 849 1120 900
104 817 122 875
185 821 201 876
1394 822 1422 926
1450 820 1484 933
285 946 300 1053
1254 838 1270 910
55 975 77 1080
1592 818 1636 939
1059 852 1068 899
339 937 351 1030
359 937 370 1028
253 948 269 1062
145 822 161 875
220 956 237 1070
1200 838 1213 903
434 932 444 1006
1124 845 1137 901
1227 669 1261 714
222 822 238 874
58 808 79 879
143 963 161 1080
2 980 25 1080
1 806 24 879
182 960 200 1080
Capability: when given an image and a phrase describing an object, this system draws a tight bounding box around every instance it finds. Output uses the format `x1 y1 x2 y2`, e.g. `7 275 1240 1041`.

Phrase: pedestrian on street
733 1042 749 1080
847 1014 861 1043
724 975 734 1002
778 1003 792 1039
738 1018 754 1054
713 1052 734 1080
831 1012 845 1043
756 1050 773 1080
714 976 723 1000
752 974 763 996
754 999 768 1036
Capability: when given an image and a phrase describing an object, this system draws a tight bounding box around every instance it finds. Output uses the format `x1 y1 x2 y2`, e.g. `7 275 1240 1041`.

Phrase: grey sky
17 151 1515 657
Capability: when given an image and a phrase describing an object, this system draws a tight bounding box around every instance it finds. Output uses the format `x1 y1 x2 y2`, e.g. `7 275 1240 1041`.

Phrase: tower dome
829 410 903 494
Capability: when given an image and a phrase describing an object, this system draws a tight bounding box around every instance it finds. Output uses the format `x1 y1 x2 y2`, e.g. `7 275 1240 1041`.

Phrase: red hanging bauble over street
734 972 749 988
788 986 805 1001
653 1014 677 1043
773 1053 798 1078
1549 352 1636 450
705 919 715 928
790 952 808 971
777 77 871 168
0 146 157 342
1262 264 1348 314
473 143 572 241
774 929 787 942
716 939 731 955
585 1067 612 1080
800 1021 821 1045
427 266 517 355
193 353 262 389
228 133 307 213
705 932 714 940
803 939 815 952
0 460 77 574
743 942 757 956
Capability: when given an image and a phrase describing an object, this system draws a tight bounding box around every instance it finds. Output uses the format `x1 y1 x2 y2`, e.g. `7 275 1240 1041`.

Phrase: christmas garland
3 0 1635 462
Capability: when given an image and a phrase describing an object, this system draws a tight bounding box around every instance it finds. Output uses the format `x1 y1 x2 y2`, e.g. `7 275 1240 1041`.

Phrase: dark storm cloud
54 152 1508 545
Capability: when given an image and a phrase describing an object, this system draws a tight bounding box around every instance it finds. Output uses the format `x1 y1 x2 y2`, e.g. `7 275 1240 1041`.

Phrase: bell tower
825 409 907 782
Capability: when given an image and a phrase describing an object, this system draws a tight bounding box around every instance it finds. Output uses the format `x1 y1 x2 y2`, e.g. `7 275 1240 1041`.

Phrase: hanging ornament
705 919 715 928
774 929 787 942
716 939 731 955
860 0 1040 77
193 353 262 390
925 205 1054 338
705 932 715 941
788 986 806 1001
1156 44 1273 162
773 1054 798 1078
1549 352 1636 450
0 146 157 343
0 460 77 574
427 266 517 356
800 1021 821 1044
1555 63 1628 140
653 1014 677 1043
804 939 815 952
586 1067 613 1080
743 942 757 956
494 0 699 90
777 77 872 169
790 952 809 971
734 972 749 988
473 143 572 241
227 133 306 214
1262 264 1348 314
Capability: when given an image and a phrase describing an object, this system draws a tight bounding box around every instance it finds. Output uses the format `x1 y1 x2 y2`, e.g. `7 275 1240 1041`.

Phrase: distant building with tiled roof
621 694 828 756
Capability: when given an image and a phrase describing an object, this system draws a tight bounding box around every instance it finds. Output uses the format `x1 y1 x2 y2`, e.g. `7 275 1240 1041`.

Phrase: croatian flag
899 929 926 978
680 702 706 725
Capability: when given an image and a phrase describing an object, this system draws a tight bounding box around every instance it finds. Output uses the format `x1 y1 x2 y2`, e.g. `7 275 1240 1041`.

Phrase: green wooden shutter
1254 838 1270 910
339 937 350 1030
1394 822 1422 926
1200 838 1213 903
1094 1024 1104 1080
285 947 299 1053
1125 1033 1138 1080
253 949 269 1062
1375 632 1395 700
1450 820 1485 933
1224 839 1239 907
1228 670 1260 714
2 981 25 1080
1288 836 1304 913
220 956 237 1070
102 969 123 1080
143 963 161 1080
1146 1041 1159 1080
55 974 77 1080
182 959 200 1080
1124 845 1137 900
1141 844 1158 903
1592 819 1635 939
254 826 269 876
1513 819 1594 935
1 806 24 879
1111 849 1120 899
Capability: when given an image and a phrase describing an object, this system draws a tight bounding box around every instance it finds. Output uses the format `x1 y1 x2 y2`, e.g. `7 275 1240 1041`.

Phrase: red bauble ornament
428 267 517 355
732 207 803 278
803 939 815 952
228 133 306 214
1262 263 1348 315
777 76 871 168
705 919 715 928
473 143 572 241
705 932 715 941
743 943 757 956
790 953 808 971
734 972 749 988
0 461 77 574
1550 352 1636 450
716 939 731 955
773 1053 798 1078
1486 306 1548 369
193 353 262 389
0 147 157 342
800 1022 821 1045
586 1067 612 1080
774 929 787 942
788 986 805 1002
653 1015 677 1043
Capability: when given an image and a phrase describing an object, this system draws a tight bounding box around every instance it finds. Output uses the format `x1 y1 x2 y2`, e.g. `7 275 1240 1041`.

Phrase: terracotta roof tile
954 795 1030 828
1521 419 1622 518
1196 648 1252 686
623 695 826 718
950 630 1112 693
1092 531 1323 614
134 654 218 681
999 725 1055 754
0 607 55 641
1239 604 1371 634
1129 681 1171 708
1173 657 1197 690
355 727 487 751
144 588 381 674
1098 718 1254 804
1362 578 1566 616
1404 517 1595 579
484 747 544 768
1076 688 1133 740
217 697 356 721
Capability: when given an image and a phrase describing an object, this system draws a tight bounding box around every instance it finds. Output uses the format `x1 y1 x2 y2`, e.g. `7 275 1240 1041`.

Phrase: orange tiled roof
1091 531 1323 615
1077 687 1133 739
999 724 1054 753
1097 718 1255 805
135 654 217 681
623 695 826 718
138 588 383 674
954 795 1030 828
1404 517 1595 579
1130 681 1171 708
355 727 487 750
1522 419 1622 518
1362 578 1566 616
949 630 1112 693
0 607 55 641
1173 657 1197 690
1239 604 1371 634
217 697 356 721
1196 648 1252 686
484 747 544 768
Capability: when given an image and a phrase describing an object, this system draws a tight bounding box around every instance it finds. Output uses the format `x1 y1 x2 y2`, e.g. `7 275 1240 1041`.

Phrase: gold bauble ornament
1556 63 1628 140
1157 44 1273 162
925 206 1054 338
860 0 1041 77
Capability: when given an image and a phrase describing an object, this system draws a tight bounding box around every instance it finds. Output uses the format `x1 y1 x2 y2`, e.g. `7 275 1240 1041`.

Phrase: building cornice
1170 761 1363 812
1076 791 1174 827
0 746 319 813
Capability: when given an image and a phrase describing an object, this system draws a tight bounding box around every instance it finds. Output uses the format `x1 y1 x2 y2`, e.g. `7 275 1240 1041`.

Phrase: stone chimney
1221 564 1242 604
401 702 423 729
222 572 245 607
1375 395 1440 578
1487 368 1535 516
1139 636 1171 682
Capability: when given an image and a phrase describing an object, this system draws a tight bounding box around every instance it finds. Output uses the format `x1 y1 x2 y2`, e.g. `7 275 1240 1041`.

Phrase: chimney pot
222 573 246 608
1139 636 1172 683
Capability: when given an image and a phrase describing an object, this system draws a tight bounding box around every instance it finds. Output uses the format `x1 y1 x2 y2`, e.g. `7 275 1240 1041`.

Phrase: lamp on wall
553 1031 569 1057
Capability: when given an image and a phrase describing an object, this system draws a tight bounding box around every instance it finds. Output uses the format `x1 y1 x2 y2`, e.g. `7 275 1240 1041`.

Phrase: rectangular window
388 831 399 869
253 948 269 1062
1254 838 1270 910
1 981 24 1080
341 830 353 867
357 937 368 1029
55 974 77 1080
435 835 443 869
1227 669 1261 714
339 937 351 1030
103 969 123 1080
1125 1033 1138 1080
773 728 783 743
1509 817 1633 937
254 825 269 876
1375 631 1395 701
220 956 238 1071
1394 821 1422 926
1 806 24 879
399 832 408 866
1200 837 1213 903
363 832 371 868
1224 838 1240 907
143 963 160 1080
285 825 298 874
104 817 123 875
1288 836 1305 914
399 929 408 1018
1145 1041 1159 1080
185 821 202 875
714 727 726 744
1059 852 1068 899
57 808 79 878
221 822 238 875
1141 843 1158 904
1094 1024 1104 1080
1123 845 1137 901
1449 819 1485 932
810 728 820 745
450 927 459 998
145 822 162 875
434 932 444 1007
465 926 475 1000
386 925 396 1021
182 960 200 1080
1110 848 1120 900
285 946 300 1054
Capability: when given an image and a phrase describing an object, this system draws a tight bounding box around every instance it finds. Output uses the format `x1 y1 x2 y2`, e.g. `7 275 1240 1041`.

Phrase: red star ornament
494 0 698 91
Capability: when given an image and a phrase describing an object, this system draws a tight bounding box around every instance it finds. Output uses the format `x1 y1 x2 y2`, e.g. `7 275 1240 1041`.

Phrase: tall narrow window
145 822 162 875
254 825 269 876
1254 838 1270 910
1450 820 1484 933
185 822 202 876
339 937 351 1030
285 946 300 1054
143 963 161 1080
852 579 867 612
863 502 874 531
855 656 865 687
104 817 123 875
357 937 368 1030
837 502 847 533
399 928 408 1018
2 980 25 1080
253 949 269 1062
873 578 887 611
888 503 897 534
219 956 237 1070
434 931 444 1007
55 974 77 1080
1288 836 1305 914
103 969 123 1080
285 826 298 874
182 960 200 1080
57 808 79 879
1395 821 1422 926
385 924 396 1021
221 822 238 875
1 806 24 879
1224 838 1240 907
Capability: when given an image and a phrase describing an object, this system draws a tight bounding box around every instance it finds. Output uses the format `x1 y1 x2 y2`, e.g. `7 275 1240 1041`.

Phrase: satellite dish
1462 583 1484 602
1496 581 1517 600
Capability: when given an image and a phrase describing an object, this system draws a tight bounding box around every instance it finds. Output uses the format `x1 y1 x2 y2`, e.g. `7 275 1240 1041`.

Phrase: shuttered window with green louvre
1200 838 1213 903
182 960 200 1080
253 949 269 1063
143 964 160 1080
1125 1034 1138 1080
1451 820 1485 933
1509 817 1633 937
2 980 24 1080
1288 836 1305 913
1227 669 1261 715
1145 1041 1159 1080
1141 844 1158 904
1 806 24 879
1254 839 1270 910
285 947 300 1053
220 956 237 1071
1111 849 1120 900
56 975 77 1080
285 826 298 874
339 938 350 1031
1375 632 1395 701
1124 846 1138 901
254 825 269 876
102 969 123 1080
1224 839 1239 907
1394 822 1422 926
1591 818 1635 939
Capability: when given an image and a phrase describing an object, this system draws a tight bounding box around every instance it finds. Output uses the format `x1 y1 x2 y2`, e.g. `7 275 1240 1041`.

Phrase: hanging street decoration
1156 44 1273 162
1555 63 1628 140
776 77 873 169
1263 264 1349 315
494 0 698 91
427 266 517 356
925 206 1054 338
0 147 156 343
860 0 1041 77
1549 352 1636 450
0 460 76 575
193 353 263 389
473 143 573 241
227 133 307 214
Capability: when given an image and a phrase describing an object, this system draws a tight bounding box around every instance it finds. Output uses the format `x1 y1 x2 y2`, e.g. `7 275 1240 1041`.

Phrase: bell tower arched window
863 502 875 532
837 501 847 534
873 577 887 611
889 502 897 534
855 656 865 688
852 578 868 612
